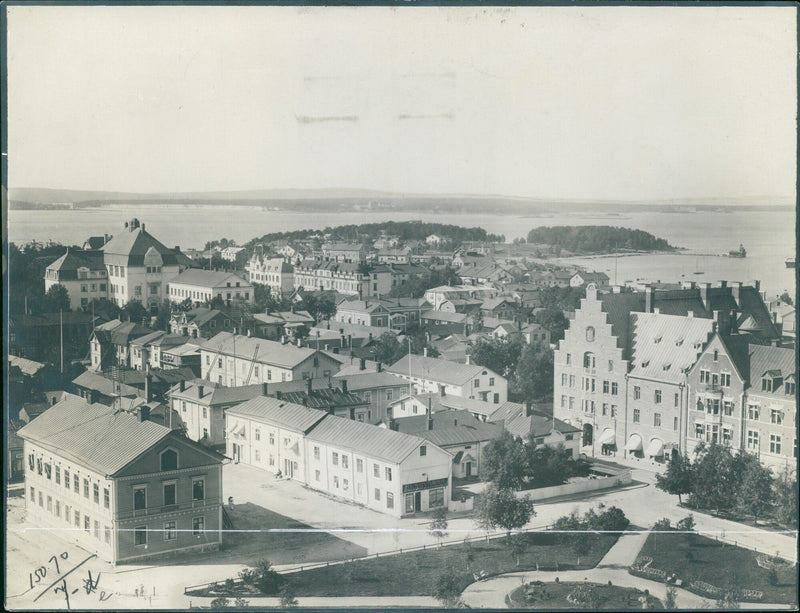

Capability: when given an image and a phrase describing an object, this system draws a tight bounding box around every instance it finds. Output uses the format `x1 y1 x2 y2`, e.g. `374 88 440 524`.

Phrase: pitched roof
421 310 467 324
8 355 48 376
73 370 141 397
336 300 389 314
226 396 328 432
333 371 407 391
279 387 368 409
171 381 265 406
306 415 430 464
169 269 250 288
393 408 502 445
629 312 715 381
748 342 796 393
481 297 517 311
199 332 318 368
102 225 183 266
387 354 497 386
17 396 174 475
46 248 105 273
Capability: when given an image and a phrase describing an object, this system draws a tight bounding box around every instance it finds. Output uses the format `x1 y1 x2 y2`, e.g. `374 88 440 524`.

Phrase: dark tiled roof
102 226 183 266
387 354 494 386
226 396 328 433
46 249 105 275
169 269 250 288
747 342 796 394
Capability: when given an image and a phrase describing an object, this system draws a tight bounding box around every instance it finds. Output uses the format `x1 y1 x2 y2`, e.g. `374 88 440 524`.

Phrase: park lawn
508 581 663 610
282 531 621 597
635 531 797 604
158 502 367 567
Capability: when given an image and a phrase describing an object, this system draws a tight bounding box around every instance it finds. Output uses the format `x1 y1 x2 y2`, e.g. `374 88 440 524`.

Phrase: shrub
210 596 230 608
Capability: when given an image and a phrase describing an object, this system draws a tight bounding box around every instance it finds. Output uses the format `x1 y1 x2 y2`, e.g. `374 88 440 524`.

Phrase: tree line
526 226 675 254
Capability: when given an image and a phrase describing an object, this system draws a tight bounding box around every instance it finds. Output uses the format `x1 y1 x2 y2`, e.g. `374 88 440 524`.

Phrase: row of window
699 369 732 388
565 352 614 372
631 410 679 430
745 405 787 424
31 486 111 544
132 478 205 511
109 265 126 277
632 386 679 407
28 455 111 509
134 517 205 546
473 377 496 388
80 283 107 293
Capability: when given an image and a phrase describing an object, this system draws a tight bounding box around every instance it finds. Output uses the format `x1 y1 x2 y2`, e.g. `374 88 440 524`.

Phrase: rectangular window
270 432 275 445
163 483 177 507
561 373 568 386
164 521 177 540
47 495 53 513
55 466 61 485
74 510 80 527
374 488 381 501
561 395 567 408
747 430 759 449
489 377 495 386
420 445 426 457
333 476 339 488
342 455 349 469
611 382 618 395
192 516 205 536
104 488 110 508
356 458 363 472
255 428 260 441
386 492 394 509
695 424 704 439
315 470 321 481
634 386 641 400
385 467 392 481
84 515 90 533
633 409 640 423
64 505 71 523
474 379 480 388
429 488 445 508
748 405 760 420
374 463 380 477
55 500 61 517
566 353 571 365
93 483 100 504
94 520 100 539
134 526 147 546
133 486 146 511
721 373 731 387
602 403 608 416
654 413 661 427
332 452 339 466
608 360 613 372
603 381 609 394
674 393 679 408
654 390 662 404
770 435 782 454
313 446 320 460
105 526 111 543
84 478 90 498
674 416 678 431
771 409 783 425
74 474 79 493
569 375 575 388
192 479 205 501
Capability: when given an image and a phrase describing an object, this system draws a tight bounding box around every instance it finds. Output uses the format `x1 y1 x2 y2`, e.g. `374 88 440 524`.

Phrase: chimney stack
262 382 269 396
525 401 533 417
145 374 153 402
198 384 204 398
276 391 282 400
377 362 382 372
465 354 471 365
140 405 150 422
440 386 446 397
360 357 366 371
179 379 186 392
645 286 655 313
732 281 743 307
342 380 348 393
700 283 711 311
307 377 313 397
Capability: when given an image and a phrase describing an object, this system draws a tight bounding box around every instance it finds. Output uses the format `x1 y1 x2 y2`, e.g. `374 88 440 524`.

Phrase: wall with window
744 388 796 473
625 375 685 462
553 285 629 458
686 335 746 459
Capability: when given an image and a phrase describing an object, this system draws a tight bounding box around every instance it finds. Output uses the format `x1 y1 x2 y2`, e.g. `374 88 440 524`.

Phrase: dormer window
653 335 662 344
675 338 684 346
641 360 650 368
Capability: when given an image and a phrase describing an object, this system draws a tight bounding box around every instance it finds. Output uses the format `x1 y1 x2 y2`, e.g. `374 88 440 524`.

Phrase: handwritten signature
31 552 112 609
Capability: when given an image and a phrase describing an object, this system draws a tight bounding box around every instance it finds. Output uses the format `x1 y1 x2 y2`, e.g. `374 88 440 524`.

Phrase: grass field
634 531 797 604
508 581 663 610
158 502 367 567
280 531 622 597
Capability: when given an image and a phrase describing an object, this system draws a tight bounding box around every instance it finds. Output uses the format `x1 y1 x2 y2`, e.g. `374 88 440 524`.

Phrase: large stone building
44 249 108 310
18 395 224 564
293 259 369 296
246 255 295 298
553 282 781 465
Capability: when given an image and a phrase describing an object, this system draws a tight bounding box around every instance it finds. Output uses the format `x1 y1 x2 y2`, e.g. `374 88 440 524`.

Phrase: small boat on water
728 244 747 258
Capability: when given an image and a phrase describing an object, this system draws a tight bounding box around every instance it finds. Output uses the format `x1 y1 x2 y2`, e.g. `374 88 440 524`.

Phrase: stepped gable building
101 218 195 312
18 395 224 564
167 269 254 307
386 354 508 405
687 337 796 473
553 281 781 465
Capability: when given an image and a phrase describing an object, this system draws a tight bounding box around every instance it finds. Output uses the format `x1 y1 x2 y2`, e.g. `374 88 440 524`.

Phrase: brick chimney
307 377 313 397
145 374 153 403
341 380 348 393
645 286 655 313
262 382 269 396
732 281 743 307
179 379 186 392
140 405 150 422
525 401 533 417
276 391 282 400
360 357 366 371
198 385 204 398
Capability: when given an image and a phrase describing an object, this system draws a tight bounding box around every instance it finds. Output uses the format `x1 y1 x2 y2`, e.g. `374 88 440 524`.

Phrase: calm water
8 204 796 296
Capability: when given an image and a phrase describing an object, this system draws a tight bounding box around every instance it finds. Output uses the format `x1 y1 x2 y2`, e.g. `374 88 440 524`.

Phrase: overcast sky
5 5 797 201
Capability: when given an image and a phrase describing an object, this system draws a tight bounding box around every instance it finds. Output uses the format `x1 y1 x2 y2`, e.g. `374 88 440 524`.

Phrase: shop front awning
626 434 643 452
599 429 616 446
646 438 664 457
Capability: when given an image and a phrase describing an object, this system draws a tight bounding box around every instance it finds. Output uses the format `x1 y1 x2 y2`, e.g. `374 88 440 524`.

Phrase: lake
7 204 796 296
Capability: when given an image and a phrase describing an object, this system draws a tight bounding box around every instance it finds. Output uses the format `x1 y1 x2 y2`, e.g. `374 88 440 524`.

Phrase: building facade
168 270 254 307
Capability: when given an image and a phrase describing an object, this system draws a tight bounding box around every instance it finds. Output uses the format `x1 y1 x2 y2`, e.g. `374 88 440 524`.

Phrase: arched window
160 449 178 472
583 352 596 369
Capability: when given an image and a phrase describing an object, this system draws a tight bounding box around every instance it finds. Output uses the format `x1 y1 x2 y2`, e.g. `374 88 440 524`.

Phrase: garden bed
507 581 663 609
631 531 797 604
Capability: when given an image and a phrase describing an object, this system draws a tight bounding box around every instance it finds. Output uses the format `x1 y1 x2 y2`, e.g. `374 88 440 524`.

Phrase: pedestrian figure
135 588 139 598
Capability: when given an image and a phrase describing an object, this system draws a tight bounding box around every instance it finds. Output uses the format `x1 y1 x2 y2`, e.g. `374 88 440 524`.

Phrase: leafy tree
779 291 793 306
734 454 774 523
373 331 403 364
572 531 594 565
278 583 298 608
433 568 465 608
567 584 600 609
510 533 528 566
480 430 529 490
592 506 629 532
430 506 449 545
42 284 71 312
664 585 677 609
233 597 250 608
469 337 523 378
474 484 535 542
526 225 674 254
513 342 554 401
525 442 575 487
210 596 230 608
120 299 149 324
251 558 286 594
301 294 336 323
773 472 798 528
688 443 740 513
533 307 569 343
655 454 695 505
152 299 173 331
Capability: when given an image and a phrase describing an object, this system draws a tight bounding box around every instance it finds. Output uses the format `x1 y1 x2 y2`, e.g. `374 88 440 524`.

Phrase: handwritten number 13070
29 552 70 589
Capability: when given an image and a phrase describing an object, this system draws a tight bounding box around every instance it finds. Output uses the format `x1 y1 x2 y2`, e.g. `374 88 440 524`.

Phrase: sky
5 5 797 201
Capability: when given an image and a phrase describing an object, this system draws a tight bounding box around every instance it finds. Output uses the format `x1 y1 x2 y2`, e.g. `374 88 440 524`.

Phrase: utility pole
60 309 64 374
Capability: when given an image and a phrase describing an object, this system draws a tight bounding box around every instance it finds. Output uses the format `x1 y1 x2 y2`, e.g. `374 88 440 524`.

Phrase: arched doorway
582 423 594 447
